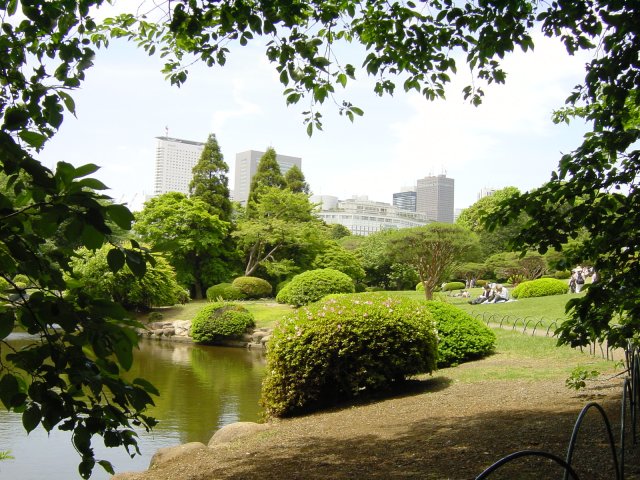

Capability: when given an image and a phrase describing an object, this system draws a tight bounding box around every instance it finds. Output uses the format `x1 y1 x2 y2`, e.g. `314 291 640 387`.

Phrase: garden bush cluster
190 302 255 344
231 276 272 299
206 282 246 301
276 268 355 306
511 278 569 299
423 301 496 367
261 293 438 417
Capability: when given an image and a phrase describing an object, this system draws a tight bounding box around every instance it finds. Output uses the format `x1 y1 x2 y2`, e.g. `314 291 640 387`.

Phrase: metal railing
474 344 639 479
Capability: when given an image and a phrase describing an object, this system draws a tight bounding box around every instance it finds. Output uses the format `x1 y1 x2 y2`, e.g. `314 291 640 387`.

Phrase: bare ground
115 352 639 480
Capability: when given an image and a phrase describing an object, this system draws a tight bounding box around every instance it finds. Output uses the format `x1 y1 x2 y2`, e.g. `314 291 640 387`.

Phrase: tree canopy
389 223 479 300
133 192 230 299
189 133 233 223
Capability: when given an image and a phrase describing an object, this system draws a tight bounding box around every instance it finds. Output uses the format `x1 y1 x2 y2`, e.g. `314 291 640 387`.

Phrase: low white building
312 195 431 236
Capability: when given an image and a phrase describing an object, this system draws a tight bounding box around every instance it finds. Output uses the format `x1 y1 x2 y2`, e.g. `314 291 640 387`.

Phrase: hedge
261 293 438 417
190 302 255 344
424 301 496 367
511 278 569 299
275 268 354 306
206 283 246 301
231 276 273 299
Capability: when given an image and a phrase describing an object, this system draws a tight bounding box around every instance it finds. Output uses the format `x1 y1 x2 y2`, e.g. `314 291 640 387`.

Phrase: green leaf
0 374 20 409
0 311 15 340
113 335 134 371
58 91 76 116
125 250 147 277
76 178 108 190
97 460 115 475
107 204 135 230
18 131 47 150
106 248 126 272
81 224 105 250
133 377 160 396
73 163 100 178
22 404 41 433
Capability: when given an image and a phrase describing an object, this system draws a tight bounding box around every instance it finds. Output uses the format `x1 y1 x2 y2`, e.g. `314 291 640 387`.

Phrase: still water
0 334 267 479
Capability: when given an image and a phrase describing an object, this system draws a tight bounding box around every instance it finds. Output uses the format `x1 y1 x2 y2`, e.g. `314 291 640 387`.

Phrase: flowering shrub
261 293 438 417
190 302 255 344
231 276 272 299
512 278 569 298
423 301 496 367
275 268 354 306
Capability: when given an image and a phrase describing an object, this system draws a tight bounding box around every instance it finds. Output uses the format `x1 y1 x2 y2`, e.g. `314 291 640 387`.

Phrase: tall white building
477 187 498 201
153 136 205 196
233 150 302 206
312 195 431 236
416 174 455 223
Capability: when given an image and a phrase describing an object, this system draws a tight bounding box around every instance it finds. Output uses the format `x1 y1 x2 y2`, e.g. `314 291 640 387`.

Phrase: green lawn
394 288 582 331
143 298 294 329
145 289 581 333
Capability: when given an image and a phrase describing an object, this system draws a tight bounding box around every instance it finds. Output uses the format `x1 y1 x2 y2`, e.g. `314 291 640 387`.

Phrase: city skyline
37 30 590 212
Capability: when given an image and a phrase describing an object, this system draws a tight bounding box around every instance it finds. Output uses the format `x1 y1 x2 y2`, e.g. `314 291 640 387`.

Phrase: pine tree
247 147 286 207
189 133 232 223
284 164 310 194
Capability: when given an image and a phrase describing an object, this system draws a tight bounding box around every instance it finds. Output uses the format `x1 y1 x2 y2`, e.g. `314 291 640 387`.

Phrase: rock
251 331 269 342
148 442 208 469
261 335 271 345
208 422 270 447
162 327 175 337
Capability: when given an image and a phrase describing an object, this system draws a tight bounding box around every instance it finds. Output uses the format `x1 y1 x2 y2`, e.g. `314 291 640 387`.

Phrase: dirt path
113 353 639 480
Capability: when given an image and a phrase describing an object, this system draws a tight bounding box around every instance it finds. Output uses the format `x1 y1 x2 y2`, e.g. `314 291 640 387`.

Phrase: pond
0 334 267 479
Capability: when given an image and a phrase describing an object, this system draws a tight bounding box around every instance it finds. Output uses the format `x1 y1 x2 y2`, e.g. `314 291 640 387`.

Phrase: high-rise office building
233 150 302 206
392 187 417 212
477 187 497 201
153 136 205 196
416 174 455 223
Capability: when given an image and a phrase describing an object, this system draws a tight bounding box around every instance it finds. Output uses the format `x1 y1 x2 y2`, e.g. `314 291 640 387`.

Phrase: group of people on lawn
468 283 510 305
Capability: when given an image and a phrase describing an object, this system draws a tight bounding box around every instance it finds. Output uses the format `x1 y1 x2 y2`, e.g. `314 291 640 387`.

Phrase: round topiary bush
511 278 569 299
231 276 273 299
190 302 255 344
275 268 355 306
261 293 438 417
423 301 496 367
206 283 246 301
416 282 424 291
554 270 572 280
442 281 466 292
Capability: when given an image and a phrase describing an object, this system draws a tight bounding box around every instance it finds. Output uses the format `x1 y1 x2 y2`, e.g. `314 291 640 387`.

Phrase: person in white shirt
492 284 509 303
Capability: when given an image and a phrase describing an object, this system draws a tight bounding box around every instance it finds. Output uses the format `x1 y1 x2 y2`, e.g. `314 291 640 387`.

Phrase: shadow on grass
197 396 635 480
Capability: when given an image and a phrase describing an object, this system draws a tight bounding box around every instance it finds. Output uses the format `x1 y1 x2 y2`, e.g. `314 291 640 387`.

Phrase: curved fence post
475 450 581 480
563 402 620 480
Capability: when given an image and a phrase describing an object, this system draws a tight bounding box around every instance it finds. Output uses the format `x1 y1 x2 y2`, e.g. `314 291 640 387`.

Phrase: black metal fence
474 343 639 479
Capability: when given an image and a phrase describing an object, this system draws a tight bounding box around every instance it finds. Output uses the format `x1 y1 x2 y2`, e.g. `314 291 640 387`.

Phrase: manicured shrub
554 270 572 280
424 301 496 367
442 281 465 292
147 311 164 322
261 293 438 417
475 280 488 287
512 278 569 299
416 282 424 291
190 302 255 344
206 283 246 301
275 268 355 306
231 276 273 299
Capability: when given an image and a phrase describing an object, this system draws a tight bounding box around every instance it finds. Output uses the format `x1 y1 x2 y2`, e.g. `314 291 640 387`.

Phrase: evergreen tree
189 133 232 223
284 164 310 194
247 147 286 207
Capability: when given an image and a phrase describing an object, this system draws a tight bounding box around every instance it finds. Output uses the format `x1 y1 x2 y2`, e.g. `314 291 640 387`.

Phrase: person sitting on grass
492 284 509 303
469 285 493 305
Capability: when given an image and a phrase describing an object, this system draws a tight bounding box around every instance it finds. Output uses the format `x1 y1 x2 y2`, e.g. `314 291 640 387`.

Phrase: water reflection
0 337 267 479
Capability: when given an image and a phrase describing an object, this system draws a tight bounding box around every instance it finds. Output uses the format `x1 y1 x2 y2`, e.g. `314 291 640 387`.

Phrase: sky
37 16 592 212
